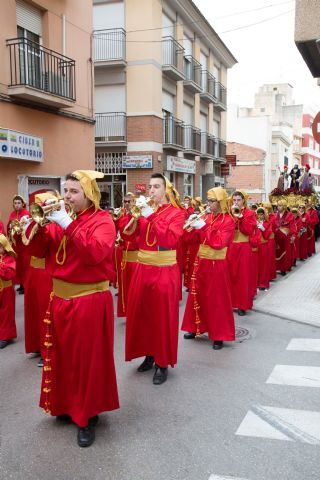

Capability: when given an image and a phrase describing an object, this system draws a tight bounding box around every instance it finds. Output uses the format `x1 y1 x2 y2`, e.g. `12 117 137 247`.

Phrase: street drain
235 326 250 342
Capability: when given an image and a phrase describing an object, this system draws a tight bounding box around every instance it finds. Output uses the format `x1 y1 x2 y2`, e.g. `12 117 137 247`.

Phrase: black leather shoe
258 287 266 291
237 309 246 316
213 340 223 350
56 414 72 422
153 366 168 385
0 340 12 349
184 332 196 339
17 285 24 295
77 424 95 447
88 415 99 427
280 271 286 276
137 355 154 372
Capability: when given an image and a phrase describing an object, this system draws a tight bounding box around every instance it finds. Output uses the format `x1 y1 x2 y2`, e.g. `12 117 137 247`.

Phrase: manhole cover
235 326 250 342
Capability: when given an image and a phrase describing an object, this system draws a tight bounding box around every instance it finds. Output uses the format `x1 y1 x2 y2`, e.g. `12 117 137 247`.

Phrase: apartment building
92 0 237 207
301 112 320 187
0 0 94 221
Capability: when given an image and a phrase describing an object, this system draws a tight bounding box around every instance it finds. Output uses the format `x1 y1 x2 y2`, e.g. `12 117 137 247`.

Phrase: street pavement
0 246 320 480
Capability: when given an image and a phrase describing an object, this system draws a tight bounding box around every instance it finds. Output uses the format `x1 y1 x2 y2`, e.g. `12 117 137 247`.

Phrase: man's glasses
124 200 131 203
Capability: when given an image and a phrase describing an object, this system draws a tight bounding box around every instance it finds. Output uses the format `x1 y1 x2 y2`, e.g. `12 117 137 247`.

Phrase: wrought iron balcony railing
183 55 202 91
200 70 216 101
93 28 126 63
184 125 201 153
201 132 216 157
217 138 227 159
95 112 127 143
215 82 227 109
163 115 184 149
7 37 76 101
162 36 185 80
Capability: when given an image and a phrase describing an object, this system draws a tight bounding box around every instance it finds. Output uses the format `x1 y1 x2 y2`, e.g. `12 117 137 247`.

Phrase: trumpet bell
30 201 73 226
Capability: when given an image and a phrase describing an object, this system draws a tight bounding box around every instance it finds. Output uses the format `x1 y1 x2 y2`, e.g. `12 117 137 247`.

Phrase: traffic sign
312 111 320 144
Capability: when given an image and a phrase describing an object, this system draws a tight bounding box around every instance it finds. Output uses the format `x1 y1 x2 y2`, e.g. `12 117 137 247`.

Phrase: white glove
257 224 265 231
191 218 206 229
302 218 306 223
47 200 72 230
20 215 32 227
135 196 148 208
184 203 189 209
141 205 154 218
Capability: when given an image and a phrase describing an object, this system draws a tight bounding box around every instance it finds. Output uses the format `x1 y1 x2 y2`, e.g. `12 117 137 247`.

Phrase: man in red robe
256 207 272 290
27 170 119 447
0 234 17 348
305 199 319 256
182 187 235 350
274 200 295 275
227 190 256 316
7 195 30 294
125 174 185 385
297 204 309 260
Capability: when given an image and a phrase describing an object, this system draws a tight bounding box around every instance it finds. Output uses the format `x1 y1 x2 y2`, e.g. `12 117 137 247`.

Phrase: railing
184 55 201 87
162 36 184 74
93 28 126 62
184 125 201 152
7 37 76 101
217 139 226 159
215 82 227 106
201 70 216 98
163 115 184 148
95 112 127 142
201 132 216 156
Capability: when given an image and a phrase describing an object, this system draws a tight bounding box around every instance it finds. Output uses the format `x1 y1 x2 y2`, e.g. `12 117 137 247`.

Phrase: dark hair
150 173 166 187
256 208 265 215
233 191 245 199
65 173 79 182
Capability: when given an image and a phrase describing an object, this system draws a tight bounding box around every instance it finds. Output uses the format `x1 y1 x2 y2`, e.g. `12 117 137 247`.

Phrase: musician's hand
191 219 206 229
47 200 72 230
257 224 265 231
135 196 148 208
20 215 32 227
302 218 306 222
140 205 153 218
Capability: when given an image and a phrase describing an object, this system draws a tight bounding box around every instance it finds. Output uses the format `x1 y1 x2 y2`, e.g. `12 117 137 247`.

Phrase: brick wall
127 116 163 143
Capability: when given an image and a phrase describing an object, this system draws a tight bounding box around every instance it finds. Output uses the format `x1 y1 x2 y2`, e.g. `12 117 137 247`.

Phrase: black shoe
237 309 246 316
56 414 72 423
88 415 99 427
137 356 154 372
0 340 12 349
258 287 266 291
37 357 44 367
213 340 224 350
77 424 95 447
153 366 168 385
17 285 24 294
184 332 196 339
280 271 286 276
185 288 189 292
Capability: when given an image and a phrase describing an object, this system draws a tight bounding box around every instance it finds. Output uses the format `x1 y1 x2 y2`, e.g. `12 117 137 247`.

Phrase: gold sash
252 247 258 252
0 279 13 292
233 231 249 243
280 227 289 235
53 278 109 299
270 233 275 239
137 249 176 267
30 256 45 269
198 244 227 260
125 250 139 263
260 238 268 244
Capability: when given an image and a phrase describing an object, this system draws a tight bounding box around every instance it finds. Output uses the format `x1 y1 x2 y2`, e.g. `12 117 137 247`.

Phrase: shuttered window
16 0 42 37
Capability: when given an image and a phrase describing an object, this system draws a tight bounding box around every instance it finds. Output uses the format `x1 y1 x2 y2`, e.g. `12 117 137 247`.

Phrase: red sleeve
182 227 200 246
26 221 51 258
65 214 116 266
237 209 256 236
308 210 319 226
203 216 235 250
0 255 16 280
287 212 296 235
0 220 4 234
148 208 185 249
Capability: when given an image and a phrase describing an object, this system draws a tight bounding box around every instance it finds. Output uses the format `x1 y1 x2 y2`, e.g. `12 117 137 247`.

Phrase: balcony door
17 26 41 89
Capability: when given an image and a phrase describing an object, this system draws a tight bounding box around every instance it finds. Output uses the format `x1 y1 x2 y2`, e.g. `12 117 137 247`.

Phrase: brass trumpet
30 199 74 227
112 207 124 221
10 219 22 236
123 196 156 234
231 205 242 218
183 207 210 231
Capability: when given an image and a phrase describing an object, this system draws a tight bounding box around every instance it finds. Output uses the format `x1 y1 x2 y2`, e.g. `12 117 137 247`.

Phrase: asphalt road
1 282 320 480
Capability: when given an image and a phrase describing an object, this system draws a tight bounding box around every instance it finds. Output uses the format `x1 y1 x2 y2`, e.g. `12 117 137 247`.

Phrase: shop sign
0 128 43 162
135 184 146 193
166 156 196 174
122 155 153 169
221 164 230 176
28 177 61 204
225 155 236 166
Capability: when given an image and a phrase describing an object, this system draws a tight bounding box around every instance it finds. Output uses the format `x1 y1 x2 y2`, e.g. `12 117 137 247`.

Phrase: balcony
214 82 227 111
200 132 216 158
162 36 185 81
200 71 216 103
93 28 126 67
163 115 184 150
7 37 75 108
95 112 127 145
183 55 202 93
184 125 201 154
216 138 227 160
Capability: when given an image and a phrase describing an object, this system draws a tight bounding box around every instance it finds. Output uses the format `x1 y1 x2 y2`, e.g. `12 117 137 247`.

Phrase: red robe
298 214 308 260
268 213 277 281
227 209 256 311
257 220 272 289
24 256 53 355
28 206 119 427
0 220 5 234
274 210 295 273
7 208 31 284
125 204 185 368
0 254 17 340
182 207 196 288
306 207 319 255
249 225 261 298
182 213 235 341
116 212 139 317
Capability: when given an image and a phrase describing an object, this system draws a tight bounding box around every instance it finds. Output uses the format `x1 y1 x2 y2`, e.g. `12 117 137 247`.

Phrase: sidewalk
253 247 320 327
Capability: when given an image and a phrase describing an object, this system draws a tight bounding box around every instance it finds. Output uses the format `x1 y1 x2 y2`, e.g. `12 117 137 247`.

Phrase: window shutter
16 0 42 36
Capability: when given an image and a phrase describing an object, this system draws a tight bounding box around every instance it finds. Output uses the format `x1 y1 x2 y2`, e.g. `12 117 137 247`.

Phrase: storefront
164 155 196 198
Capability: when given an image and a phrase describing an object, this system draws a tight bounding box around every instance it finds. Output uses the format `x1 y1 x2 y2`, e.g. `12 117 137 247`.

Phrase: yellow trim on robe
137 249 176 267
197 244 227 260
233 231 249 243
30 256 45 269
52 278 109 299
126 250 139 263
0 279 13 292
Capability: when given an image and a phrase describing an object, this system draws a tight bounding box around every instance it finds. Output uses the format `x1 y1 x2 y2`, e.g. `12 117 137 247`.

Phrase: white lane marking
266 365 320 388
236 405 320 444
287 338 320 352
208 476 248 480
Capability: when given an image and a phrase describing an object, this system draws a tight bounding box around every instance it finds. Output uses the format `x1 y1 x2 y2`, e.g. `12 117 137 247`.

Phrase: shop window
183 173 193 197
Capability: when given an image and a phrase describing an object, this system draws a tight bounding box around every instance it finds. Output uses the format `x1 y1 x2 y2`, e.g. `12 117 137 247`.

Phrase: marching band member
262 202 277 281
115 192 139 317
227 190 256 316
182 187 235 350
305 198 319 256
25 170 119 447
297 204 309 260
291 207 303 266
0 218 5 234
256 207 272 291
125 174 185 385
183 196 195 217
7 195 30 294
274 200 295 276
0 234 17 349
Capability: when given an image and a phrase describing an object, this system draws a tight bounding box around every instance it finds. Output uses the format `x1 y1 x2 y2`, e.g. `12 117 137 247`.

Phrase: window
163 171 176 187
183 173 193 197
17 26 41 88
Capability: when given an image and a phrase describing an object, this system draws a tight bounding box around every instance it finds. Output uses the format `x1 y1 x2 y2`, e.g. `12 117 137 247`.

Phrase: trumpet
30 199 74 227
112 207 124 221
123 196 156 234
183 207 210 231
9 219 22 243
231 205 242 218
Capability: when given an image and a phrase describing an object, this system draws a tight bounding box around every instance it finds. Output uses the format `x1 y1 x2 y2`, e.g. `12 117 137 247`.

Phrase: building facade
92 0 237 207
0 0 94 222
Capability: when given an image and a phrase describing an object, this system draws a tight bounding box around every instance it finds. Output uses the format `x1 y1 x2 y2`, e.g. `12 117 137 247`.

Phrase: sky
193 0 320 112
